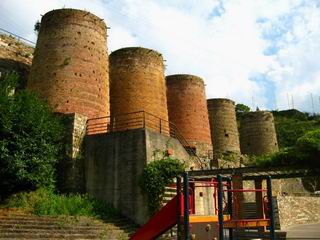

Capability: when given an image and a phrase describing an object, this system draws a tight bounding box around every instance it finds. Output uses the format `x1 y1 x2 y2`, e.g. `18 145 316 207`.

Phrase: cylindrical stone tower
109 47 169 133
207 98 241 156
166 74 212 155
28 9 109 119
239 111 278 156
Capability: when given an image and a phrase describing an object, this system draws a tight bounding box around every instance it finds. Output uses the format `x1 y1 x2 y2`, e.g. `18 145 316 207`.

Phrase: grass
3 188 121 219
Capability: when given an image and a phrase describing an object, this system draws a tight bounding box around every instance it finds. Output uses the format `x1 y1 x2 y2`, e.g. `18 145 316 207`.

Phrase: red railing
86 111 205 165
86 111 171 135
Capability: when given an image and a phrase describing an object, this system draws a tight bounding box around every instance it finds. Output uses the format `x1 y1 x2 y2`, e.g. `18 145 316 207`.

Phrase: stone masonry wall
109 47 169 133
240 111 279 156
0 34 34 88
277 195 320 228
28 9 109 119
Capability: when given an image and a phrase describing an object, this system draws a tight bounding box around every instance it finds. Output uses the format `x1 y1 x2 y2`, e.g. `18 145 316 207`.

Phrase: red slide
130 196 178 240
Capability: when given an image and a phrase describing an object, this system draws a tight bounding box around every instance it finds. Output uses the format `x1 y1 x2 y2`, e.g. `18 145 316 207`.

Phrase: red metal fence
86 111 201 160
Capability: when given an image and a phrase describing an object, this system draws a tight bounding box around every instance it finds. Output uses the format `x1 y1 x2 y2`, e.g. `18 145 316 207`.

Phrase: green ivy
139 151 184 215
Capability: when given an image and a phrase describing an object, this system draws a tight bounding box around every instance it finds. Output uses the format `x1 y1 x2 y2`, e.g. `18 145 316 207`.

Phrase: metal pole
177 177 182 240
183 173 190 240
266 176 276 240
217 175 224 240
227 177 233 240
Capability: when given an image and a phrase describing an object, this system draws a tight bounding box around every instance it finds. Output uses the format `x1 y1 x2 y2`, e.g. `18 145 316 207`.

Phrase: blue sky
1 0 320 113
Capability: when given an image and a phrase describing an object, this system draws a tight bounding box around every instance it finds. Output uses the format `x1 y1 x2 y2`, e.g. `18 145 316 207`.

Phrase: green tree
235 103 250 119
247 129 320 168
34 20 41 34
0 73 64 199
273 109 320 148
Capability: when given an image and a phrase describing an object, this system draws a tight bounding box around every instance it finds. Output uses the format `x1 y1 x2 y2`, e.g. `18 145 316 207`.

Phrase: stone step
0 209 135 240
0 232 127 239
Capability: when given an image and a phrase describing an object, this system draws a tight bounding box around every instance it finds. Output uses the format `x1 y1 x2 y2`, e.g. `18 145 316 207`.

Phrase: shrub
247 129 320 168
5 188 120 218
0 73 64 198
139 151 184 215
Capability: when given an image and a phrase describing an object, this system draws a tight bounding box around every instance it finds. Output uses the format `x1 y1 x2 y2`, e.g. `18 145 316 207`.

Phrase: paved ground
285 223 320 239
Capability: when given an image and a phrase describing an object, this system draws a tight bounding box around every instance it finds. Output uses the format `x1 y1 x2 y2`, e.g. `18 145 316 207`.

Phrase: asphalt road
285 223 320 239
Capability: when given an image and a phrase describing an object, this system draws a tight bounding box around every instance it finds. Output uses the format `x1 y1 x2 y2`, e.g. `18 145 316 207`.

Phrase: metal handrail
86 111 205 166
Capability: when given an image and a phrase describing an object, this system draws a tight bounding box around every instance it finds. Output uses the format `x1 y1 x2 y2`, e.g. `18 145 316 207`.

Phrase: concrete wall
277 195 320 228
58 113 87 193
85 128 190 225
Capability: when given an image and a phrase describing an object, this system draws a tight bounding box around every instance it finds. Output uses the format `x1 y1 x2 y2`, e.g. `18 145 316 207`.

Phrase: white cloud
1 0 320 113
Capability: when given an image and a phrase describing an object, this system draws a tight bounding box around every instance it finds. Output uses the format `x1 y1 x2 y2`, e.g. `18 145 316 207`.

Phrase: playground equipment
130 173 276 240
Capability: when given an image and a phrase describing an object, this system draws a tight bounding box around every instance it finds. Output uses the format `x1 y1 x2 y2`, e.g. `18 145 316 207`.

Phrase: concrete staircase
0 208 137 240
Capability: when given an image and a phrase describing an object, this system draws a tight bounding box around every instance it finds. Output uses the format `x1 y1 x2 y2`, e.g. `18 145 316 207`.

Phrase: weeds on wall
139 148 184 215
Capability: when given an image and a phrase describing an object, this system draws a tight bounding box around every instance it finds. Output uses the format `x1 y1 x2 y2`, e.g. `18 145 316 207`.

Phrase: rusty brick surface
166 74 212 146
240 111 279 156
27 9 109 119
207 98 241 155
109 47 169 132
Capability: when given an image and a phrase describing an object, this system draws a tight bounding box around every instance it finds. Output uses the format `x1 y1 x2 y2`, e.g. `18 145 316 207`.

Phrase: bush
5 188 120 218
295 129 320 166
0 73 64 198
139 152 184 215
248 129 320 168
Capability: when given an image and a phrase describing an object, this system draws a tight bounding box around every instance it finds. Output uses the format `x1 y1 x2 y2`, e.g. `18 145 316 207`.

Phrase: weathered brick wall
207 98 240 156
240 111 278 156
277 195 320 228
109 47 169 133
166 74 212 148
28 9 109 119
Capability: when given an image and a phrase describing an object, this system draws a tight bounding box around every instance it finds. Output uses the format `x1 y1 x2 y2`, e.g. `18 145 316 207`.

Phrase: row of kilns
207 99 278 166
27 8 278 164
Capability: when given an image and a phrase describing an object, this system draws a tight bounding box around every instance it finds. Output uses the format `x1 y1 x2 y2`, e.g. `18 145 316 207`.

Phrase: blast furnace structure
109 47 169 134
207 98 241 166
166 74 212 157
28 9 109 119
239 111 279 156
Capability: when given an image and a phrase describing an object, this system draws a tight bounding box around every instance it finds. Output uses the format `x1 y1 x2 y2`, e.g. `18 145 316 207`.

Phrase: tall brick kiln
109 47 169 134
166 74 212 155
207 98 241 159
28 9 109 119
239 111 279 156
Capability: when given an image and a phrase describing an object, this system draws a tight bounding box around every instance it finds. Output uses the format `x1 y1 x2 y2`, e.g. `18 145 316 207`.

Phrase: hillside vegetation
243 108 320 168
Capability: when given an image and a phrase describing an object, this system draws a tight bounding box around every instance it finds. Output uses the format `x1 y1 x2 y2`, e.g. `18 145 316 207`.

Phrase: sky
1 0 320 113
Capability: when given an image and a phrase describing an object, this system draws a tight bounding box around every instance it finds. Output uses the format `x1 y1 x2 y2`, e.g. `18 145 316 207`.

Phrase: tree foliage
273 110 320 148
235 103 251 120
0 73 64 198
246 129 320 168
139 150 184 215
